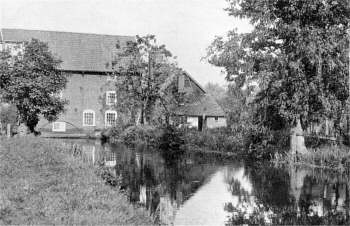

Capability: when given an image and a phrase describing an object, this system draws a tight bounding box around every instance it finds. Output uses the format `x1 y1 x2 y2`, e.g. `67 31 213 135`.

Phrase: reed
273 145 350 171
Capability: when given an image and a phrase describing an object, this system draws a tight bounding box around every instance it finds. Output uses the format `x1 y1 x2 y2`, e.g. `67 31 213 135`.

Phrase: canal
62 139 350 225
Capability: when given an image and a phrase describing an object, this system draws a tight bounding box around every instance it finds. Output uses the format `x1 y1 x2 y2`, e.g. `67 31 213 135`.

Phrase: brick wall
37 73 117 132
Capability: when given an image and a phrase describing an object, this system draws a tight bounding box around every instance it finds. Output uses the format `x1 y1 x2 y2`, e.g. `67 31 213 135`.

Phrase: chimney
178 73 185 92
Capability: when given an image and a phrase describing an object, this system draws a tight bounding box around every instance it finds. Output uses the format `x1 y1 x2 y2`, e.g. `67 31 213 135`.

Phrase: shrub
182 127 242 153
108 121 288 161
110 124 161 146
158 125 186 163
158 125 185 150
241 124 290 160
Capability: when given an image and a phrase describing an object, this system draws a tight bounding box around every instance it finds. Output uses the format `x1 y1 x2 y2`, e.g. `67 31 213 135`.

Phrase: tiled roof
1 28 134 72
175 94 226 117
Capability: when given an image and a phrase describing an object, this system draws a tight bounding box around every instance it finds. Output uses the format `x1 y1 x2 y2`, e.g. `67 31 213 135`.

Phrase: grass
0 136 154 225
273 145 350 172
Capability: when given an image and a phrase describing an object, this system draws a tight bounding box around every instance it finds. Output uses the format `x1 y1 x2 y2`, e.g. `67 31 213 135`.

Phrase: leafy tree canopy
0 39 67 132
207 0 350 131
204 83 227 102
113 35 183 125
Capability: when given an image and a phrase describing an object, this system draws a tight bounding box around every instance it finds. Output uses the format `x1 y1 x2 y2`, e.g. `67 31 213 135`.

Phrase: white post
6 124 11 138
348 29 350 95
348 28 350 142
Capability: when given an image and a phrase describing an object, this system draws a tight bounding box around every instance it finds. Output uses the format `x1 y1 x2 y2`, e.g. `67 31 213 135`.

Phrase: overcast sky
0 0 252 86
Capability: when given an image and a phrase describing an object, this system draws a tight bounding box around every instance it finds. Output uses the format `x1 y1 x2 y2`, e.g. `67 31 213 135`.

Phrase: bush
243 125 290 160
182 127 242 153
108 121 289 161
158 125 185 150
158 125 186 163
110 124 161 146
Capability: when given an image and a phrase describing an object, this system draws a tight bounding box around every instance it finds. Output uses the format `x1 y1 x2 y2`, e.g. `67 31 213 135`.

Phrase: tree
0 39 67 133
207 0 350 153
113 35 181 125
204 82 227 107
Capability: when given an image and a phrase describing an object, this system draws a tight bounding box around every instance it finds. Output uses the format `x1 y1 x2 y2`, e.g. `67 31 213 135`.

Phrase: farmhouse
0 28 226 133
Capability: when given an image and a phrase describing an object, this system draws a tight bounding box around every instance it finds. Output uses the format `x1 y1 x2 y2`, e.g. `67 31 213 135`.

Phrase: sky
0 0 252 86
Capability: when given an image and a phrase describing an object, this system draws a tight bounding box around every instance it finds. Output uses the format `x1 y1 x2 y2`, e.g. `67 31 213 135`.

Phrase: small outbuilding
174 72 227 131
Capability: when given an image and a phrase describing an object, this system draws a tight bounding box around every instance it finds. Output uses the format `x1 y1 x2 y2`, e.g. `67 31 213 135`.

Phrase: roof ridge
183 71 206 94
1 28 134 39
1 28 135 72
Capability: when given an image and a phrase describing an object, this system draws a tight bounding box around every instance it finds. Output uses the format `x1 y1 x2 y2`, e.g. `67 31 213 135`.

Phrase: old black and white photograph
0 0 350 225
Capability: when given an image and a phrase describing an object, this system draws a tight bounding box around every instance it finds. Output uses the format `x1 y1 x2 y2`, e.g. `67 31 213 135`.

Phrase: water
63 139 350 225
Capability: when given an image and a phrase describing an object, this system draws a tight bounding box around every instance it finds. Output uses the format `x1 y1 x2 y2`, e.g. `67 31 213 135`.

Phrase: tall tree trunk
290 117 308 156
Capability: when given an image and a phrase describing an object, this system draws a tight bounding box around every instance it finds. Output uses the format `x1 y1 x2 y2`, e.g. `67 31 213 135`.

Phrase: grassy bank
0 137 153 225
273 145 350 172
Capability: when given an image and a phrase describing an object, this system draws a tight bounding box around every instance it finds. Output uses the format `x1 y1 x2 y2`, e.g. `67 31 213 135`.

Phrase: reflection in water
62 139 350 225
225 164 350 225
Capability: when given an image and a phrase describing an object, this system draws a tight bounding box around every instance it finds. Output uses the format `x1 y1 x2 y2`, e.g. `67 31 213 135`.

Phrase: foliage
180 126 288 159
226 83 255 127
0 137 153 225
204 82 227 107
113 35 183 125
0 39 68 132
183 127 241 153
158 125 185 150
207 0 350 133
109 124 185 151
110 124 161 146
109 122 287 159
273 144 350 171
157 125 186 163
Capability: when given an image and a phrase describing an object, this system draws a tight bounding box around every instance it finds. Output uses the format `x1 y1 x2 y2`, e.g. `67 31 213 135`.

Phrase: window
106 91 117 105
105 110 117 127
215 117 218 122
52 122 66 132
83 110 95 126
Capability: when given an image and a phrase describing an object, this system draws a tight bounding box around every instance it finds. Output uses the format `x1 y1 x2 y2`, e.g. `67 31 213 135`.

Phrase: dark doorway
198 116 203 131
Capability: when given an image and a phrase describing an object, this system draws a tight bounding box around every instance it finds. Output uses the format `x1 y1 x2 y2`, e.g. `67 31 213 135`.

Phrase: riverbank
0 137 153 225
107 125 244 155
273 145 350 172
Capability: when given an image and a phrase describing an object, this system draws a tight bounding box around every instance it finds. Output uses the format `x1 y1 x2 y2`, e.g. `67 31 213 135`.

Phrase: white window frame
83 110 95 126
105 110 117 127
106 91 117 105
